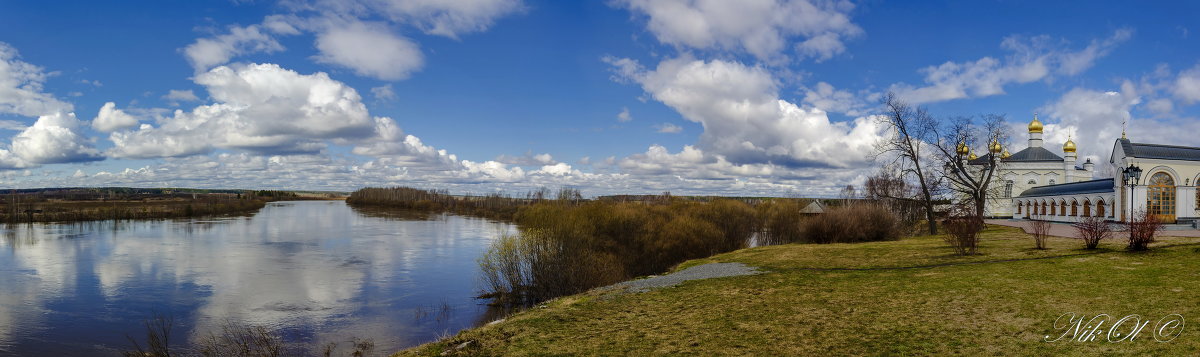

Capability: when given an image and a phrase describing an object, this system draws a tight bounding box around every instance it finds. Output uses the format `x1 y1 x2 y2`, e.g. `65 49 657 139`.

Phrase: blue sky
0 0 1198 196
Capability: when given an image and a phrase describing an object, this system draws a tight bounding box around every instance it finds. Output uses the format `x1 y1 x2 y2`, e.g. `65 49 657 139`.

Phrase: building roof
1118 138 1200 161
799 200 825 214
1003 146 1064 162
969 146 1064 165
1016 178 1114 198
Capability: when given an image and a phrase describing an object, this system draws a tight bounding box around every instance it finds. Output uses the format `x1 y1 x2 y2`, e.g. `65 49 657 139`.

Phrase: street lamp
1122 163 1142 222
1122 164 1142 186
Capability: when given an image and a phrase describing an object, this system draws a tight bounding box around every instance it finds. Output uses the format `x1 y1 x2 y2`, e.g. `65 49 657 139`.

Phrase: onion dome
968 151 977 161
956 142 970 155
989 140 1002 153
1000 149 1012 159
1063 138 1076 153
1028 114 1043 133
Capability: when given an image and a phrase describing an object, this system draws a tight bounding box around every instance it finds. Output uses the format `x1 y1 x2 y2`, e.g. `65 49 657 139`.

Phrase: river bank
397 225 1200 356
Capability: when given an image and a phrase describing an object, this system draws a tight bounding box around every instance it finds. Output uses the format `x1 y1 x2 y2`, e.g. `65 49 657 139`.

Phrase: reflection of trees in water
1 223 38 247
348 205 438 221
474 304 516 327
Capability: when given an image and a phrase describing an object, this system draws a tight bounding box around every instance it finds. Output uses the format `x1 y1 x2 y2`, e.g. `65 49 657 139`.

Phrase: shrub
798 204 902 244
1074 216 1112 250
1029 219 1052 250
1127 211 1164 251
757 200 804 245
481 199 761 306
686 199 759 253
942 215 982 256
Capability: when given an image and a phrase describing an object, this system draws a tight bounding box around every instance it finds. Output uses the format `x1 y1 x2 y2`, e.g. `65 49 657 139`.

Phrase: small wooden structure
800 200 826 215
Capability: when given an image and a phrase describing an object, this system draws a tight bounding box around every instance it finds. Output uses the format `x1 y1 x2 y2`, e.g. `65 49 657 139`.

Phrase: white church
978 115 1199 224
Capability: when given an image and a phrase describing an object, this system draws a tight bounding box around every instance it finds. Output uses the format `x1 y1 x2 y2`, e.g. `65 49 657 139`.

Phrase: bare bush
123 316 310 357
942 215 982 255
479 199 761 306
799 204 903 244
1029 219 1052 249
1073 216 1112 250
756 199 804 245
195 321 288 357
122 314 174 357
1127 211 1164 251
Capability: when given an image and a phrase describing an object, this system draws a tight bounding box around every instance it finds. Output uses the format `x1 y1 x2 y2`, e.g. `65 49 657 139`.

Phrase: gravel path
609 262 762 293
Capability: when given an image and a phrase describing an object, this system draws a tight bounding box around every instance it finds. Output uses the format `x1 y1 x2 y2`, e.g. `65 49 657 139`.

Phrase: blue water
0 200 513 356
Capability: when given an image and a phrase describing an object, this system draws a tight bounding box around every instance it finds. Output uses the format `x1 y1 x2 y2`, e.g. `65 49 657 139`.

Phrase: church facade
998 117 1200 224
973 115 1094 218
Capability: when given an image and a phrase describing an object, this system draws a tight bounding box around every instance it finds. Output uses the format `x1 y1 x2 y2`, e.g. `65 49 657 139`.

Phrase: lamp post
1122 163 1143 222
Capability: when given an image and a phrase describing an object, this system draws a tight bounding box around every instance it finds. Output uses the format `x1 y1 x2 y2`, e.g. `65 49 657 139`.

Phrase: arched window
1004 180 1014 198
1097 199 1106 217
1028 179 1037 185
1071 201 1079 216
1083 200 1091 216
1051 202 1056 215
1060 201 1067 216
1042 202 1048 215
1049 179 1057 185
1148 172 1177 223
1016 202 1022 214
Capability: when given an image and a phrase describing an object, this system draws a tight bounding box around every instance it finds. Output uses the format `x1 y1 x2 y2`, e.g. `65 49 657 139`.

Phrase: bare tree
929 114 1009 220
838 184 858 206
864 169 923 225
873 93 941 235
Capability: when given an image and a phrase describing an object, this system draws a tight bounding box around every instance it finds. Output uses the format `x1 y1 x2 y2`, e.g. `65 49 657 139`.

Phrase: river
0 200 514 356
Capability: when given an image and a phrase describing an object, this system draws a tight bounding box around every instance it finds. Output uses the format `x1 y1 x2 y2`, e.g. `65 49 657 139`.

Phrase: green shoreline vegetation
399 226 1200 356
0 187 345 223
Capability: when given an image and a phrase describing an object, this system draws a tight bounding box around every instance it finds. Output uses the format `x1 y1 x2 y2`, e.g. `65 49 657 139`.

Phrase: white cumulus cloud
614 0 862 61
891 28 1133 104
91 102 140 132
313 21 424 81
11 112 102 166
183 22 296 73
109 63 376 158
0 42 72 117
609 56 883 168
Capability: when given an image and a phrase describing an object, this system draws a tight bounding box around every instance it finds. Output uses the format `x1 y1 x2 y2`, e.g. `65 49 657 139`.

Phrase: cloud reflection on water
0 201 511 355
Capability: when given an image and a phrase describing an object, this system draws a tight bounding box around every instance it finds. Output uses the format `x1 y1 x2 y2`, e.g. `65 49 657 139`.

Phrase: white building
972 115 1094 218
1011 132 1200 224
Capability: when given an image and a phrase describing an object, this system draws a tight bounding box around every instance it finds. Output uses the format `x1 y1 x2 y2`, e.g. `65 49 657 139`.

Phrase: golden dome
968 151 978 160
956 142 970 155
1063 138 1076 153
1028 114 1043 133
989 140 1002 153
1000 149 1012 159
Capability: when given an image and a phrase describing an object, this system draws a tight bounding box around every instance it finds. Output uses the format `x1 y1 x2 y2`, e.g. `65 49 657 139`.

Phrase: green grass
397 225 1200 356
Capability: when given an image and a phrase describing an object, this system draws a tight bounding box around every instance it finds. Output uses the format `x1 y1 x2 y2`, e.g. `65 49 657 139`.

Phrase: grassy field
398 225 1200 356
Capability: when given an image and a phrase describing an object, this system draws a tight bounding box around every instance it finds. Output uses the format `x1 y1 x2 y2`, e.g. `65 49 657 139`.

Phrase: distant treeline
346 186 583 221
0 188 327 223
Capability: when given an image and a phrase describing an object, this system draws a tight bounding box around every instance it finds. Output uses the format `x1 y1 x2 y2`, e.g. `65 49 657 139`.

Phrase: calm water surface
0 200 514 356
